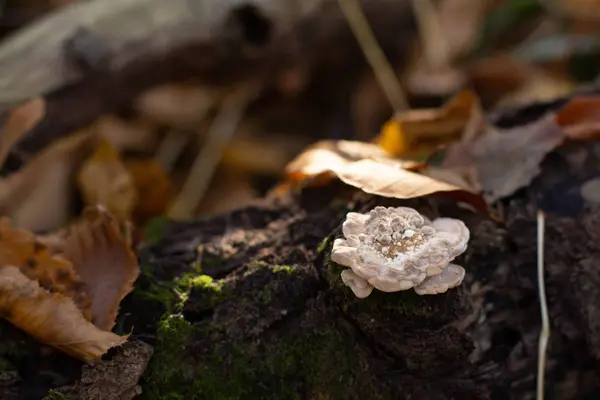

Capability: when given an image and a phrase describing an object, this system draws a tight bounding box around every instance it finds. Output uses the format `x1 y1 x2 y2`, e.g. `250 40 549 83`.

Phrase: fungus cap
331 206 469 297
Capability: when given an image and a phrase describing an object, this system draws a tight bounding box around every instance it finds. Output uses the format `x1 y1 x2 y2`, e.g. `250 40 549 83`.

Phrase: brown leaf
0 131 95 232
77 139 137 222
62 207 140 331
375 90 483 157
285 139 486 210
0 217 92 318
555 95 600 140
0 266 127 362
443 115 566 202
285 140 420 182
124 158 173 225
0 98 45 168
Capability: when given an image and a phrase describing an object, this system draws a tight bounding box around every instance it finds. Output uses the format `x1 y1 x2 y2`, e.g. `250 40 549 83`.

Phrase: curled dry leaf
442 115 566 202
0 217 92 318
285 139 487 210
0 98 45 168
0 131 95 231
0 266 127 362
62 207 140 331
375 89 483 157
77 139 137 222
555 95 600 140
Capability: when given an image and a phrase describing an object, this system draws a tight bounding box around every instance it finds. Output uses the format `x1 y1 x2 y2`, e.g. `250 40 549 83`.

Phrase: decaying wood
0 0 415 170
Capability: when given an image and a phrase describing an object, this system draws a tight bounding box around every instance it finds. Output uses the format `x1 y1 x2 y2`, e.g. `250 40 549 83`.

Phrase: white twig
536 209 550 400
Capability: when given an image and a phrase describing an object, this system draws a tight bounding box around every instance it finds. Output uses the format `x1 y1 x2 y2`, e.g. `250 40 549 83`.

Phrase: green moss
142 314 198 399
142 217 170 246
317 236 331 255
42 390 68 400
272 265 297 275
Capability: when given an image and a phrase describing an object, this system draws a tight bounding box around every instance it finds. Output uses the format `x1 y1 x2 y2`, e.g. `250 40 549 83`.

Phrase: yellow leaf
62 207 140 331
0 218 92 319
375 89 483 157
77 139 137 222
0 266 127 362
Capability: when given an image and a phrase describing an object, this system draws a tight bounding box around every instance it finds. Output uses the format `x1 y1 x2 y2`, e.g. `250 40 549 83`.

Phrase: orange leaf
125 158 173 225
555 95 600 140
62 207 140 331
0 266 127 362
0 218 92 318
375 89 483 157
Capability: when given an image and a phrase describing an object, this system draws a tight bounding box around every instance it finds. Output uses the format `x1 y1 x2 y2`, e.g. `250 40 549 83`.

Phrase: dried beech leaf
443 115 566 202
0 266 127 362
0 218 92 318
0 98 45 167
62 207 140 331
285 140 486 210
555 95 600 140
335 158 467 198
375 90 483 157
0 131 94 231
285 140 419 181
124 158 173 225
77 139 137 222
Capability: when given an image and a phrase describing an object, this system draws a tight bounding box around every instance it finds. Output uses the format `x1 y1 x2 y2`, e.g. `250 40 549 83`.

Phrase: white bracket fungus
331 206 469 298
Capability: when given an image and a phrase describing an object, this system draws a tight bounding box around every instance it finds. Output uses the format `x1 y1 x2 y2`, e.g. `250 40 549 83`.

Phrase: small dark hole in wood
230 4 272 46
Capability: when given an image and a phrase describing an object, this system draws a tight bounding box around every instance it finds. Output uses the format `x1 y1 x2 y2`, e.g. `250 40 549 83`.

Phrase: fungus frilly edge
330 206 469 298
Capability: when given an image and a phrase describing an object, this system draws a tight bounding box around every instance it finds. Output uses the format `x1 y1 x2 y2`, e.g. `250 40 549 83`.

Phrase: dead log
119 96 600 399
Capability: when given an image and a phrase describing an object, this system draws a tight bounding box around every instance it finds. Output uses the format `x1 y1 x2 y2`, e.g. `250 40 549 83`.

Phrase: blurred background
2 0 600 230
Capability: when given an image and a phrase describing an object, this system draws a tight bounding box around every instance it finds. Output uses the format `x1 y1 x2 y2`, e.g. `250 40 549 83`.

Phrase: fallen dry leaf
77 139 137 222
375 89 483 157
0 98 45 168
285 140 419 180
0 218 92 317
0 131 95 232
555 95 600 140
125 158 173 225
285 139 486 210
442 115 566 202
0 266 127 362
62 207 139 331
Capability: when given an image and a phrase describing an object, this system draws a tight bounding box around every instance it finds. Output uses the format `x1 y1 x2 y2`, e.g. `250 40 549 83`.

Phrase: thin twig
337 0 409 113
167 87 254 220
408 0 449 69
536 209 550 400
